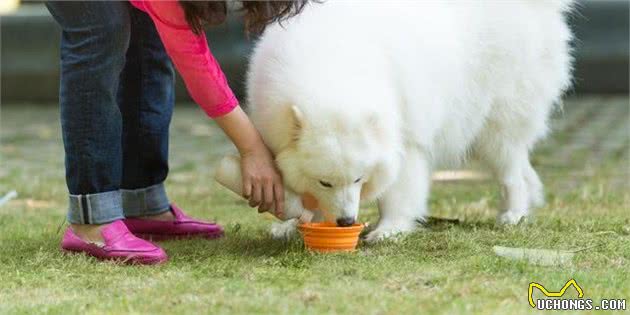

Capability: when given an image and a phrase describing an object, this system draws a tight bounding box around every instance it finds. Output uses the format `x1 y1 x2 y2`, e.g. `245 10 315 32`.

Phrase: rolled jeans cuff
67 190 124 224
121 182 170 217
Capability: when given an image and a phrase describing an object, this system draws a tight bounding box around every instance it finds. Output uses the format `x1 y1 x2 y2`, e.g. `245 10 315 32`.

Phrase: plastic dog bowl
298 222 364 253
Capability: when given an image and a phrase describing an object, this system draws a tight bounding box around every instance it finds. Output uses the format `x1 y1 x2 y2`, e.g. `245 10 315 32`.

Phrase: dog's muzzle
336 217 355 227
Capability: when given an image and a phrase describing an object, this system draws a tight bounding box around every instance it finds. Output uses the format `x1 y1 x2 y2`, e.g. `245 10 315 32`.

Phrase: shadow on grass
161 223 306 260
444 219 497 232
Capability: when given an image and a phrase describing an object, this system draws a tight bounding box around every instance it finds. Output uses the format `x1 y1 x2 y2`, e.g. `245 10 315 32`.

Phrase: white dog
246 0 573 242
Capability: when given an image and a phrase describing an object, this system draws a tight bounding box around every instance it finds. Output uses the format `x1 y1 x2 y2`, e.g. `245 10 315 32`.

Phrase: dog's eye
319 180 333 188
354 177 362 183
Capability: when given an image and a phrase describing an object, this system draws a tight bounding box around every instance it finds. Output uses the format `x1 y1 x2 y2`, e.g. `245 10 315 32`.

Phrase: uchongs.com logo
528 279 627 311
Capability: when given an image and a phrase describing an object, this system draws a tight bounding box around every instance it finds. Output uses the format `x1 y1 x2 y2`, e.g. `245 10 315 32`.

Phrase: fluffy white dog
246 0 574 242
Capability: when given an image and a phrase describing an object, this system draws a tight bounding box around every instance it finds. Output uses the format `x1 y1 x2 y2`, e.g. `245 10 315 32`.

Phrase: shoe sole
61 248 168 265
135 230 224 242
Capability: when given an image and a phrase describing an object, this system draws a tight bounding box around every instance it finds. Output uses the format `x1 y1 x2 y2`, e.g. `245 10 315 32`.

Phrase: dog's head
275 106 400 226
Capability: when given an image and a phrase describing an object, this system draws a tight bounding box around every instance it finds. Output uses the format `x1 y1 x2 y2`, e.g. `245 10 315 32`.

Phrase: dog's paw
496 211 528 225
364 221 418 243
270 219 299 239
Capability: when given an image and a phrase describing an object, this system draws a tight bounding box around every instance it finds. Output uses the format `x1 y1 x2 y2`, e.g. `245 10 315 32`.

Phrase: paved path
1 96 628 194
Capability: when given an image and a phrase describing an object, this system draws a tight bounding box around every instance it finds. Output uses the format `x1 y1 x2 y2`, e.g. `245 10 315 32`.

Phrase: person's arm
139 0 237 118
214 107 284 216
137 0 284 214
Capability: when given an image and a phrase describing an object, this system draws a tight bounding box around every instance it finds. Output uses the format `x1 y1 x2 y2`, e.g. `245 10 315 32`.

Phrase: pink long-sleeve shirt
130 0 238 118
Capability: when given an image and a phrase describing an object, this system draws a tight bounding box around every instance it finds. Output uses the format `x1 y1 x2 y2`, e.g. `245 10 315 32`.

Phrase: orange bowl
298 222 364 253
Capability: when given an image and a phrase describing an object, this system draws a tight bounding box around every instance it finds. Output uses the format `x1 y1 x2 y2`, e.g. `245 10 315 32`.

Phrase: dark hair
179 1 310 35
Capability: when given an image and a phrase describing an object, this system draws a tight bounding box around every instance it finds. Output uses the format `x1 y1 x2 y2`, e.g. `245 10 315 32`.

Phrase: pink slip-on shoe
61 220 167 265
123 204 224 241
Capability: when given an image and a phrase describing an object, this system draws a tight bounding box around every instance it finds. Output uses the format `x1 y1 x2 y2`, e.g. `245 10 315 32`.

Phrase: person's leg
115 8 223 240
47 2 168 264
117 6 176 219
46 1 130 231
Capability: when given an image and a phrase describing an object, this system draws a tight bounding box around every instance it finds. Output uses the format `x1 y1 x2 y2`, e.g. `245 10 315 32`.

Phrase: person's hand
239 143 285 217
213 106 285 217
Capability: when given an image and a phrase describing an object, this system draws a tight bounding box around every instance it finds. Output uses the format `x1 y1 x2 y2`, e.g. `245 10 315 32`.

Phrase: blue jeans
46 1 175 224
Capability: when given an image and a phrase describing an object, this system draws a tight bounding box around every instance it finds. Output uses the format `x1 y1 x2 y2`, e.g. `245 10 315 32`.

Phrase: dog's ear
289 105 304 143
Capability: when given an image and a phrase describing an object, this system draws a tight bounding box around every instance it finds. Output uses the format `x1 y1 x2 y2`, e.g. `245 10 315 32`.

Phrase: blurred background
1 0 628 102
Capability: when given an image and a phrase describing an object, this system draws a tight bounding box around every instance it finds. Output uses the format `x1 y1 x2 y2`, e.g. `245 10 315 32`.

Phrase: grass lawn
0 96 628 314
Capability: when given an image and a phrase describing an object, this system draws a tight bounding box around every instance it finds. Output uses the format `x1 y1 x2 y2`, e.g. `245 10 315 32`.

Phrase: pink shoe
61 220 167 265
123 204 224 241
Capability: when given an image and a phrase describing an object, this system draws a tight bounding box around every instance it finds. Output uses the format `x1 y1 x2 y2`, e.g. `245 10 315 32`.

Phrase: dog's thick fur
247 0 573 241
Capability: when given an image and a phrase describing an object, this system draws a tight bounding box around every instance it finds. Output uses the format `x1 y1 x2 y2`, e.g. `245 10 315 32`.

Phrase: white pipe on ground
215 155 314 223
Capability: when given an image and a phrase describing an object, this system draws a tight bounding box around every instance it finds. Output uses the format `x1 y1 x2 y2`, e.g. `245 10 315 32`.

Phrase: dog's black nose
336 217 355 227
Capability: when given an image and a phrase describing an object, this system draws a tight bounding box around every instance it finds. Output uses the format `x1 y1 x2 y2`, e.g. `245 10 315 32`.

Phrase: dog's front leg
365 147 430 242
271 219 299 239
269 190 303 239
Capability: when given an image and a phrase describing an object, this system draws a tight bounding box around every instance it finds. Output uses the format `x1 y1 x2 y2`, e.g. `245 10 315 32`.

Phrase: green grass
1 97 629 314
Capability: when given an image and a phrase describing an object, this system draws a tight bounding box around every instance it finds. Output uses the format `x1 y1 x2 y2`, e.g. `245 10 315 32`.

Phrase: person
46 0 308 264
